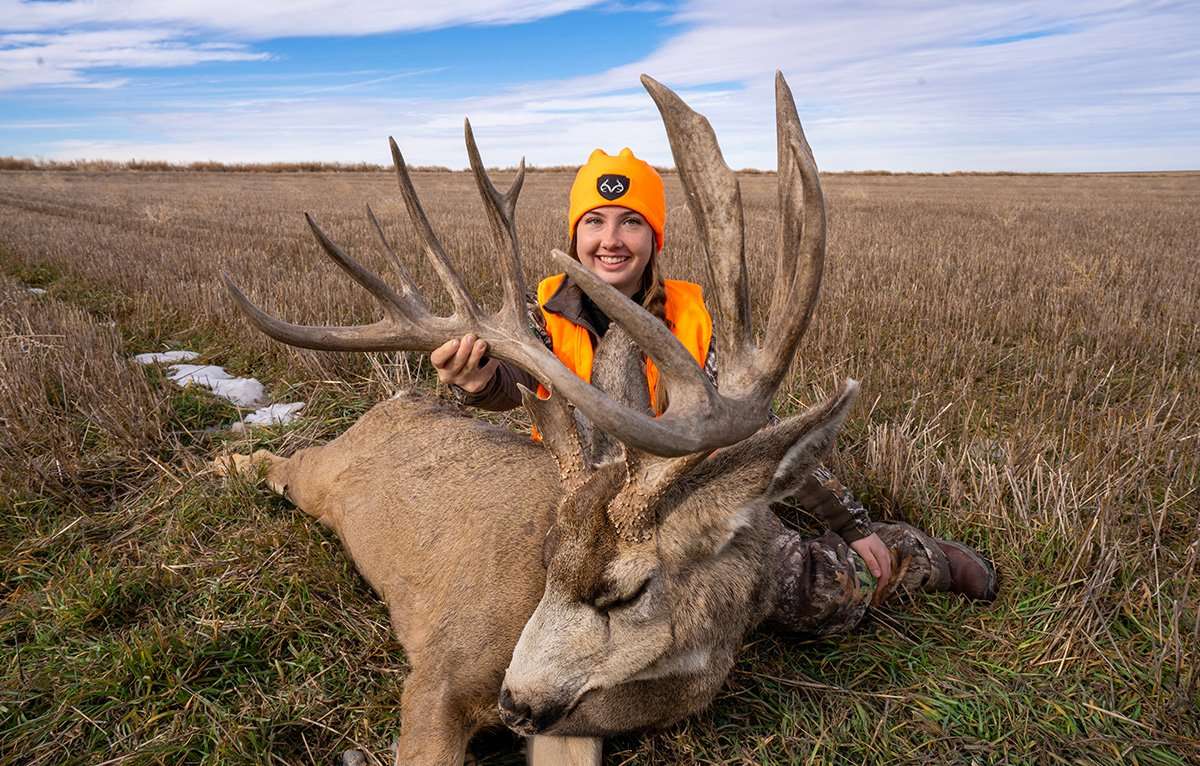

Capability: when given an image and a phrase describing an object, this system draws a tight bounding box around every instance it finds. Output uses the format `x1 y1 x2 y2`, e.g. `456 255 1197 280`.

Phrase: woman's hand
431 334 497 393
850 532 893 604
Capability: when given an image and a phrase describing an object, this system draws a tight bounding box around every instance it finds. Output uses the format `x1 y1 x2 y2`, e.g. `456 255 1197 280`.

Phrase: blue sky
1 1 1196 171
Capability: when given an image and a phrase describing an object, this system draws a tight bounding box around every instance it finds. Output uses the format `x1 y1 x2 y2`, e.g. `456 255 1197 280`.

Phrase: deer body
245 391 800 762
254 396 558 758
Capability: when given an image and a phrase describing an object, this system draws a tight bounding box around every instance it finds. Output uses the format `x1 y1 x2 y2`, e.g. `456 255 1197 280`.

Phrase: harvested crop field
1 168 1198 765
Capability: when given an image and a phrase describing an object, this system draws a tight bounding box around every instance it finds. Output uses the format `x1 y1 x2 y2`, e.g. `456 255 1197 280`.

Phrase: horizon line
2 157 1196 176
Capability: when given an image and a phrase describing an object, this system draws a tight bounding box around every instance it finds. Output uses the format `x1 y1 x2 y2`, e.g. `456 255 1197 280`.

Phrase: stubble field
0 167 1197 765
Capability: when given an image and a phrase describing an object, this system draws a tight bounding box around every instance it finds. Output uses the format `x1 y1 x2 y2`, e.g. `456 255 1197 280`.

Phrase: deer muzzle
497 684 572 735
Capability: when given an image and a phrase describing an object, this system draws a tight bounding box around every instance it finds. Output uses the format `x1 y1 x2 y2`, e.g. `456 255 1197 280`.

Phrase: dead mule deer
220 73 891 765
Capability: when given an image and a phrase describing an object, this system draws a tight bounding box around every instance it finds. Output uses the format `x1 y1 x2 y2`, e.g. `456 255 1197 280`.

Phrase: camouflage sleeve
528 294 553 350
788 465 874 543
706 331 872 542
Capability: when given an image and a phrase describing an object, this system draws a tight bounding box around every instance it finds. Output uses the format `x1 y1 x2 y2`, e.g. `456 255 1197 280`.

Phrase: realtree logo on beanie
597 174 629 200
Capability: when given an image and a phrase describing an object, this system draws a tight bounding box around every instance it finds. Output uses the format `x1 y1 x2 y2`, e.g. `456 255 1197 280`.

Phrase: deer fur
220 366 856 764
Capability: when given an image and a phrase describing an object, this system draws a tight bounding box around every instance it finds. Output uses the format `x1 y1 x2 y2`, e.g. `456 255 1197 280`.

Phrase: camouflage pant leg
767 522 952 638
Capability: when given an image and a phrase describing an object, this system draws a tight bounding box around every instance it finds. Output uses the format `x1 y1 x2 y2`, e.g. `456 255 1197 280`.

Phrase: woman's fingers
432 335 493 388
862 547 881 578
466 338 489 370
451 333 477 372
874 548 892 598
432 335 478 373
870 538 893 601
851 533 894 603
431 338 459 369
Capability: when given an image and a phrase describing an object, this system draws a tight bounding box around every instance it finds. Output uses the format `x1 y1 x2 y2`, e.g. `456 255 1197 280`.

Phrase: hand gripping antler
223 72 832 458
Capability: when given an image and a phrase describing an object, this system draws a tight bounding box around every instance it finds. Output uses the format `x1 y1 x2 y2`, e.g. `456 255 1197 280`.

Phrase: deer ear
763 381 858 501
660 381 852 560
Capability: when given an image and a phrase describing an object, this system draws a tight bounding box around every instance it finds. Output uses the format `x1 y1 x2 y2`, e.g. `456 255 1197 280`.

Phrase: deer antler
223 72 834 460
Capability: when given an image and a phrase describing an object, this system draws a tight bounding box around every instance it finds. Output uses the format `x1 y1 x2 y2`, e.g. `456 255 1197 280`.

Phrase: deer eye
593 577 652 612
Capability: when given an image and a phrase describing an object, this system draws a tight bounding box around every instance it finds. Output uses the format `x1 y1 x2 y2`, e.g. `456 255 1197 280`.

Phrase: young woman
430 147 986 601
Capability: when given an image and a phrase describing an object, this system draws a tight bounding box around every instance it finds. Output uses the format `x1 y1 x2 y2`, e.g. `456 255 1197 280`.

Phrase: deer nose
498 686 535 733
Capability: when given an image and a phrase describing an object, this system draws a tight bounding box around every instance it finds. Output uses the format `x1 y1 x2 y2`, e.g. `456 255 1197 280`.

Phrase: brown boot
935 539 999 601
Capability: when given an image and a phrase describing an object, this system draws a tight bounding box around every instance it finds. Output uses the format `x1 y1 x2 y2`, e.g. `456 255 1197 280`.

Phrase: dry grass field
1 167 1197 765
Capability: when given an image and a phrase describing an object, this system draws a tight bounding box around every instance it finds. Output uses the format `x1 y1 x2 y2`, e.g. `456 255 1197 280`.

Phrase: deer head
501 369 856 736
223 71 856 737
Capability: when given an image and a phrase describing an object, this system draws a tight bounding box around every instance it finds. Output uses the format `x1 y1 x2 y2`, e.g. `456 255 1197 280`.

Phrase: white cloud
0 121 90 128
8 1 1198 170
0 28 269 90
485 0 1199 170
0 0 599 91
0 1 602 37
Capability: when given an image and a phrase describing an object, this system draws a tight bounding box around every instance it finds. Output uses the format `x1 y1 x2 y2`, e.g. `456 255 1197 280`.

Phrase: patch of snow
134 350 200 365
230 402 306 432
166 364 266 408
27 287 47 296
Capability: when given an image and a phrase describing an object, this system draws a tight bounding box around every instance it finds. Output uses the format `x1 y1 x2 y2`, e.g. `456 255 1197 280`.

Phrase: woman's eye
622 218 643 227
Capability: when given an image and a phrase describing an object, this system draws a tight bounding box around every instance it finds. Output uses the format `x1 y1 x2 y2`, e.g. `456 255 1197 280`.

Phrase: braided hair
639 253 671 416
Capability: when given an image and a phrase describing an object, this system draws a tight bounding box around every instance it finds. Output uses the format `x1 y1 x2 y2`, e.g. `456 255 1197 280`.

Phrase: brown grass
0 168 1197 764
0 280 170 504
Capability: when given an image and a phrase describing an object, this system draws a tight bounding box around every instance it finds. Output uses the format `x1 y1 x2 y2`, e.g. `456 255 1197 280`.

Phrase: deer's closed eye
593 577 653 612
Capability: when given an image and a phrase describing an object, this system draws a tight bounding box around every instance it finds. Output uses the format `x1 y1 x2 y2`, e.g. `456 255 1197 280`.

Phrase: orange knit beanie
568 147 665 251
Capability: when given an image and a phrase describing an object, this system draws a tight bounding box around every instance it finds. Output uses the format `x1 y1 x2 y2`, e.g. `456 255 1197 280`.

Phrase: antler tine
519 384 589 492
640 74 754 377
767 71 803 334
761 71 825 393
464 118 529 328
220 272 426 351
366 203 431 316
305 213 418 321
388 136 481 322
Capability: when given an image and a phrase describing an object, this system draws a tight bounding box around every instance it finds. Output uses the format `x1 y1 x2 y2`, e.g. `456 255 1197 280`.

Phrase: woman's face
574 206 656 297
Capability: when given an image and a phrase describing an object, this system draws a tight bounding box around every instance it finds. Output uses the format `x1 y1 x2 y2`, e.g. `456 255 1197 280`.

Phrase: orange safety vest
532 273 713 440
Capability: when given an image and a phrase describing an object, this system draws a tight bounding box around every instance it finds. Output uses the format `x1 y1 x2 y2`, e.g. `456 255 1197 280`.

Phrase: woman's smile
596 253 632 268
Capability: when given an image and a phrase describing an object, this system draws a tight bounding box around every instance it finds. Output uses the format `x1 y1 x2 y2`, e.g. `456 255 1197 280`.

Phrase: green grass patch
0 473 411 765
4 260 60 288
